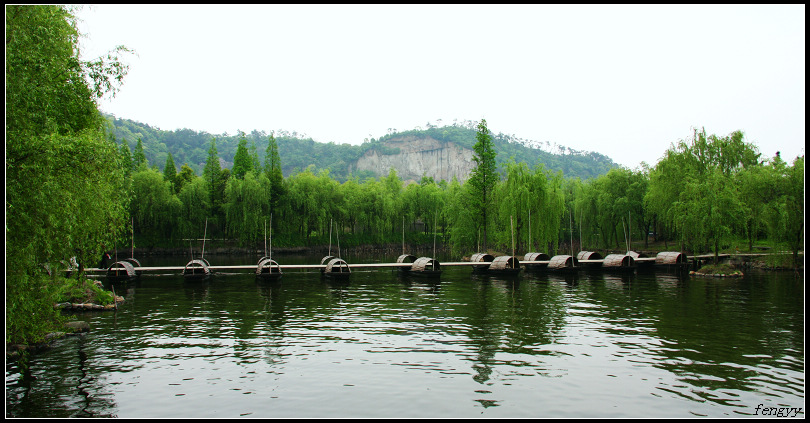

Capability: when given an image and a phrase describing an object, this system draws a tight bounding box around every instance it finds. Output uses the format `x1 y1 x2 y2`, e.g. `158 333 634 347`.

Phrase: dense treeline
122 120 803 270
569 129 804 267
123 129 567 257
104 115 618 181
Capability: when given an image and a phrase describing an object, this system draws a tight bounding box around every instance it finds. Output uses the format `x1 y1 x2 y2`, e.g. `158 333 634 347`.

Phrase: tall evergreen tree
203 138 221 190
163 152 177 189
133 137 148 170
468 118 498 252
231 136 253 180
119 140 133 177
175 163 196 195
203 138 225 225
249 138 261 173
264 133 285 222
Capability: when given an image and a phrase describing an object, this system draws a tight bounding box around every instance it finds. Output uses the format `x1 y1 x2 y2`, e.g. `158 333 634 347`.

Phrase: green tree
163 151 177 190
264 133 285 223
231 135 253 180
760 155 805 268
131 167 181 242
468 118 498 252
224 171 271 244
646 128 759 256
175 163 196 195
133 137 148 170
119 139 133 177
203 138 227 230
177 177 211 240
672 167 746 262
6 5 131 344
445 177 478 255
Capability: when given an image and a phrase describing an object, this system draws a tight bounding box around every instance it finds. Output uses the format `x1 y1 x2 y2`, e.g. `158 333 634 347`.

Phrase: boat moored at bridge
321 256 351 280
256 256 282 280
183 258 212 281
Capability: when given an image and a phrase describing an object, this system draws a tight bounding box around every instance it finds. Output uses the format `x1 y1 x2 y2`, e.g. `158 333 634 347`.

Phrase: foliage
264 133 285 222
131 167 181 243
132 138 148 170
231 134 253 180
104 115 618 182
52 277 116 305
6 5 131 344
175 163 196 195
468 119 498 251
224 171 272 243
696 263 739 275
119 124 801 272
163 152 177 190
177 176 211 240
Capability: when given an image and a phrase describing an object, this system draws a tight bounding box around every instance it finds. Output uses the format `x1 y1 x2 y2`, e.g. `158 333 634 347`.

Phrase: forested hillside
104 115 618 181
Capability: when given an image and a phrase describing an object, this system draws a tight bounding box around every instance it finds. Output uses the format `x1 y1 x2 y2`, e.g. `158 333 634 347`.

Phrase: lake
5 253 805 418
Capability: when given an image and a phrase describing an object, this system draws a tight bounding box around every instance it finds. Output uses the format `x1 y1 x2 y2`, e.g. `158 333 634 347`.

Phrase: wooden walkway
81 250 801 277
85 261 544 273
82 258 660 274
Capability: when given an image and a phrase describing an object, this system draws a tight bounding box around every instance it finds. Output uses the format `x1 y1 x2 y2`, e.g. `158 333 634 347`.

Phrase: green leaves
6 6 134 344
468 119 499 251
231 136 253 180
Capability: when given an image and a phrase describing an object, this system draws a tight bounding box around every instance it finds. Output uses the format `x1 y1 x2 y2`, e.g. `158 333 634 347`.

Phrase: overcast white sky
74 4 805 169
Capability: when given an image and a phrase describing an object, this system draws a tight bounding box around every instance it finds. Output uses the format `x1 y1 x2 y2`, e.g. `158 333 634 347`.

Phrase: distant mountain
103 115 618 181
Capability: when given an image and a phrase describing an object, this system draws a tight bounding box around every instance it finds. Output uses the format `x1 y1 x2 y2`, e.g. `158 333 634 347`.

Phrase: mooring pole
622 218 628 253
528 208 532 252
433 213 437 259
329 218 333 256
511 215 515 268
569 211 573 257
269 213 273 262
202 218 208 260
131 218 135 259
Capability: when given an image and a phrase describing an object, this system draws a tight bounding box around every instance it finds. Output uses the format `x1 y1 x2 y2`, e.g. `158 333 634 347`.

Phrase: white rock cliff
350 136 475 183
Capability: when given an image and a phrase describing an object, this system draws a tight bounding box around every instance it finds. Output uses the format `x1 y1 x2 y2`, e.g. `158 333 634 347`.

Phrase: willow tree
496 160 532 252
531 164 566 254
264 133 285 226
761 155 805 268
468 119 498 252
223 170 271 244
672 167 746 261
6 5 132 344
284 166 323 242
131 167 182 243
445 176 478 255
646 128 759 256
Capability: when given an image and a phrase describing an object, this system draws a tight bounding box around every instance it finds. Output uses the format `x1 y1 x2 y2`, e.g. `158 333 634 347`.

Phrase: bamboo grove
121 125 803 267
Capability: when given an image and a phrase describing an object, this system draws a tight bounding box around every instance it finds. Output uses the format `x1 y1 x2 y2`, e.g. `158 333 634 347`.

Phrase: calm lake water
5 253 805 418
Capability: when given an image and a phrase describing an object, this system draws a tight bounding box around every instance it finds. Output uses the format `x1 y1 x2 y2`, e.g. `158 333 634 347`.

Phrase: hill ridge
104 114 618 181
